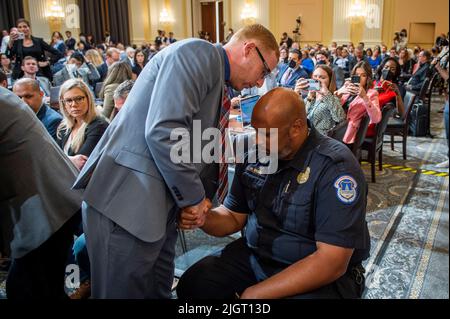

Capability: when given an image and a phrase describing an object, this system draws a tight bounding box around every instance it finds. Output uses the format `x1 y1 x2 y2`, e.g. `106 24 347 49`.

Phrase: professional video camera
292 16 302 42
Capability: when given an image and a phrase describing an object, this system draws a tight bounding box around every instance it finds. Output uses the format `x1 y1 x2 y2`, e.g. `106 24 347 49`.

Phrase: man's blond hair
230 24 280 60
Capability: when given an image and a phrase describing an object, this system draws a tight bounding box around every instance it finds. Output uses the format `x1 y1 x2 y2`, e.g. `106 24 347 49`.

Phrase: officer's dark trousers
177 238 365 299
6 212 80 300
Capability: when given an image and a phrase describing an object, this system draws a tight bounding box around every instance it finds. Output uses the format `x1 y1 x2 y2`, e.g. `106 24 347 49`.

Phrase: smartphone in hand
351 75 361 84
308 79 321 91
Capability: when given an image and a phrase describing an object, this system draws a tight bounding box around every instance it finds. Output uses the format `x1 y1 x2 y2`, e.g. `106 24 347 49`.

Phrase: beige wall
24 0 449 49
388 0 449 49
272 0 325 46
23 0 80 43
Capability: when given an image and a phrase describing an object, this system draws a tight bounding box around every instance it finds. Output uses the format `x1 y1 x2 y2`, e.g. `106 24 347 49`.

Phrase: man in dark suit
405 50 432 94
0 87 82 299
349 45 369 73
13 78 62 140
65 31 76 51
97 48 121 81
277 49 309 89
73 24 280 299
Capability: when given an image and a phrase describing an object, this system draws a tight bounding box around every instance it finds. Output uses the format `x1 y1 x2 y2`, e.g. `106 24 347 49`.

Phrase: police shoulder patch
334 175 358 204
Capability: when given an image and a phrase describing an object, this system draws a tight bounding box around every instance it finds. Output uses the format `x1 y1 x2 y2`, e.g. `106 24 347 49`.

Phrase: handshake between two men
178 198 213 231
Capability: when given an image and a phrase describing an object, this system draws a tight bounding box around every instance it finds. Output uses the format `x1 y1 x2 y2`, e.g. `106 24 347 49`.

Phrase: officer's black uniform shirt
224 123 370 280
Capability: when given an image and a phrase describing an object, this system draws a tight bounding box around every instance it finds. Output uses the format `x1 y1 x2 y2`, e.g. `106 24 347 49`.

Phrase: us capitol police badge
297 167 310 184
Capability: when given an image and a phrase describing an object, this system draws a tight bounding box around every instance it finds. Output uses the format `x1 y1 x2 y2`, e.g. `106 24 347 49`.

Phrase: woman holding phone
7 18 63 81
294 65 346 135
335 61 381 146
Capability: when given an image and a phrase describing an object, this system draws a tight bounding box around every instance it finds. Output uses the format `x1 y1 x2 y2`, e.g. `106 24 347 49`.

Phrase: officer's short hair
13 78 40 93
113 80 135 101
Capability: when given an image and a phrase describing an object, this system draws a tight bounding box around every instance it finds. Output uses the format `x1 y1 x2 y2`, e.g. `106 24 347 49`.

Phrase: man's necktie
282 68 293 86
217 86 231 204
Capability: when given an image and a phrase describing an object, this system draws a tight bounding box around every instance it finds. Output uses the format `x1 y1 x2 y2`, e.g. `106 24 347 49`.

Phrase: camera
17 32 25 40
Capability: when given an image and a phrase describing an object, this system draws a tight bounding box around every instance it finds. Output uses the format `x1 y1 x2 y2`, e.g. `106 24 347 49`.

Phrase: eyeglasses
62 96 86 105
255 46 272 78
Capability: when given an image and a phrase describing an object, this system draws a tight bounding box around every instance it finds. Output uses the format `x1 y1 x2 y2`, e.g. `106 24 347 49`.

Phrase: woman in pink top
335 61 381 145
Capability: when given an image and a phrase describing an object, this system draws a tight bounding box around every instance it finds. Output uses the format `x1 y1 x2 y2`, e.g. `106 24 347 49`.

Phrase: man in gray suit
0 87 82 299
73 24 280 299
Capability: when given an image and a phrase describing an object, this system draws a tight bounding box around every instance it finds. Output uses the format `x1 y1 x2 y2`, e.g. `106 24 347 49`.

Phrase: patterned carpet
1 95 448 299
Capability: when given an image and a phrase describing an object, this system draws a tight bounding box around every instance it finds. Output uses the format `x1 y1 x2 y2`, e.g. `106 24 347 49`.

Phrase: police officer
177 88 370 299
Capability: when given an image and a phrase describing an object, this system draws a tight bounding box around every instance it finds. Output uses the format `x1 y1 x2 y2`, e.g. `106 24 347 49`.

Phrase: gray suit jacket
73 39 225 243
0 87 82 259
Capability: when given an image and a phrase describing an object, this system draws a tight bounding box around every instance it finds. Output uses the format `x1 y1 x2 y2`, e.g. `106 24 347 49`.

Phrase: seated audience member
98 48 121 81
375 57 405 114
1 52 12 76
349 45 369 72
85 49 105 69
110 79 135 120
365 58 405 138
65 31 76 51
334 47 351 78
0 70 7 88
316 50 345 89
20 56 51 97
295 65 346 135
132 49 148 79
380 44 388 61
13 78 62 140
389 47 398 59
398 48 415 83
335 61 381 147
277 49 309 89
56 79 109 169
301 49 315 75
0 86 82 300
50 31 66 55
124 47 136 67
368 47 382 71
177 88 370 299
76 42 86 55
100 60 133 119
404 50 431 94
277 47 289 73
84 49 105 87
53 52 101 88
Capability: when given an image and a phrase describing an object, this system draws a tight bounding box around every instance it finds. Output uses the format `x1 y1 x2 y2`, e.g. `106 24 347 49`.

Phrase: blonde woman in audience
57 79 108 170
99 60 132 119
85 49 104 68
295 65 346 135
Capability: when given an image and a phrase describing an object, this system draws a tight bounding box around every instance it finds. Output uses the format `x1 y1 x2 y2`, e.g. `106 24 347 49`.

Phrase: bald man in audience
13 78 62 140
178 88 370 299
